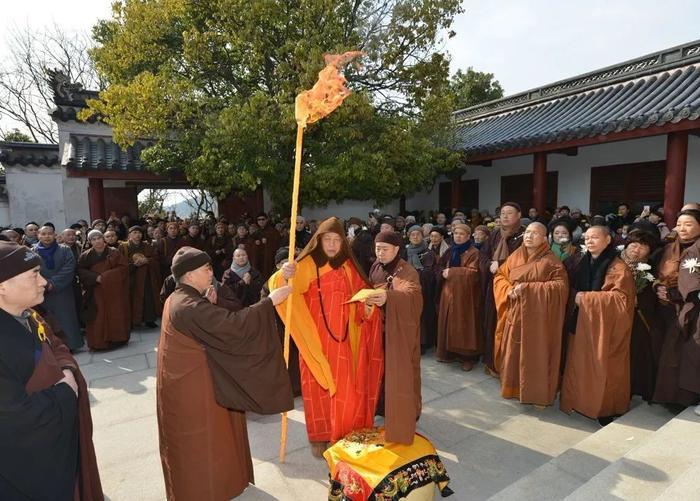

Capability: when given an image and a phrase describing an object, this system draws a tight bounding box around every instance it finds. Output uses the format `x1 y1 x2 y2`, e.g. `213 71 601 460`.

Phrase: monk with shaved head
561 225 636 424
493 222 569 407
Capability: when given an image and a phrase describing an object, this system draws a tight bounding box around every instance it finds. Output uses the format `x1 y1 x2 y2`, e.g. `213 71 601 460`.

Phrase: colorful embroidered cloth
324 427 453 500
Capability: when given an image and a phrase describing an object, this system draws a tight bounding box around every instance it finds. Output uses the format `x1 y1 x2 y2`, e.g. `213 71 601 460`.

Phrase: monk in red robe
368 230 422 444
120 226 161 328
561 226 636 422
493 222 568 407
158 247 295 500
270 217 384 457
480 202 525 373
436 223 482 371
77 230 131 350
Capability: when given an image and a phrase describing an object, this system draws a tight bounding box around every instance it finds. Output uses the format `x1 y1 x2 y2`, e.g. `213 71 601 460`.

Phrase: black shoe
597 416 615 426
146 321 158 328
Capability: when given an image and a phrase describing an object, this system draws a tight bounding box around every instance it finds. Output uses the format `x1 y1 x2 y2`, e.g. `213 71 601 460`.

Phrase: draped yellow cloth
324 427 453 500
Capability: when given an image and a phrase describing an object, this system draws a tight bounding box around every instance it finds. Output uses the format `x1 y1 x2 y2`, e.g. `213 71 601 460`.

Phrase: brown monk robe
493 223 568 406
207 222 233 279
156 222 184 288
653 209 700 406
479 203 525 373
119 226 161 328
561 226 636 420
0 244 102 501
369 231 423 444
77 230 131 350
181 222 207 251
436 223 482 371
253 213 282 280
158 247 294 501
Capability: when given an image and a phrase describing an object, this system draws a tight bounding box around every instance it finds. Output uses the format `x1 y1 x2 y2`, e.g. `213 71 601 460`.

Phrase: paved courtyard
78 327 682 500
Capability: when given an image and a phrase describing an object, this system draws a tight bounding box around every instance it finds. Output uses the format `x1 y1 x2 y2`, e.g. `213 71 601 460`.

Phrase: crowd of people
1 199 699 499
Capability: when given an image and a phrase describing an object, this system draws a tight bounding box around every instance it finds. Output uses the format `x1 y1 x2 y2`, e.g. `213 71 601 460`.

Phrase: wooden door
589 160 665 215
500 172 558 212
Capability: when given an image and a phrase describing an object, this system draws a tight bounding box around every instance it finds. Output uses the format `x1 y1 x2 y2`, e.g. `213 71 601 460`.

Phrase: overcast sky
1 0 700 120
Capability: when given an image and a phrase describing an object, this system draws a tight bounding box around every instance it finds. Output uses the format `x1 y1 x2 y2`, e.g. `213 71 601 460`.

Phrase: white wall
0 200 9 227
301 199 399 222
5 166 67 228
62 175 90 226
686 135 700 204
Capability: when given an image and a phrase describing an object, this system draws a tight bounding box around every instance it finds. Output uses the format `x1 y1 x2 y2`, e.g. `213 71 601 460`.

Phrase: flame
295 51 364 128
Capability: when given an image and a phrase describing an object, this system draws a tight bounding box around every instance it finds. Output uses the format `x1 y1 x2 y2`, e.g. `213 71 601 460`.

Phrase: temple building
2 38 700 227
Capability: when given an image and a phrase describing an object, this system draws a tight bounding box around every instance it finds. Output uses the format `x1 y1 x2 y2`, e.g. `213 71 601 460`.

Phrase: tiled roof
0 142 59 167
63 134 151 171
454 40 700 157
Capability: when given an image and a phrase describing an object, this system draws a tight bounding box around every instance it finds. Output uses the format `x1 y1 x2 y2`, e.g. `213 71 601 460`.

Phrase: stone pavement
78 327 684 500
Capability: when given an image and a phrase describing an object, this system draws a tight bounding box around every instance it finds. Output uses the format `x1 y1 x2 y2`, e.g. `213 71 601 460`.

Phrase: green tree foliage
450 67 504 111
1 128 34 143
84 0 463 210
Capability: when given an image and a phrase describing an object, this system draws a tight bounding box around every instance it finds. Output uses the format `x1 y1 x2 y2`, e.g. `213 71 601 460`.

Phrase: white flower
580 244 588 254
645 273 655 282
616 245 625 251
636 262 652 272
682 257 700 274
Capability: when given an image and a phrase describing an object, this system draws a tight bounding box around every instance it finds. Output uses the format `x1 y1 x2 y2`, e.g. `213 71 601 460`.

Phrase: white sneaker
694 404 700 417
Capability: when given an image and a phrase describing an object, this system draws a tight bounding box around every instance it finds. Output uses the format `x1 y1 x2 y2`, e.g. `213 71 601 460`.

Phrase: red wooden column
533 152 547 215
451 174 462 211
664 131 688 227
88 178 105 222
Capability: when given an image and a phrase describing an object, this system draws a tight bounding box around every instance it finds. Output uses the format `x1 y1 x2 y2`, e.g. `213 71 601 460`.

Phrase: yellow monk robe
270 250 383 442
324 427 453 501
493 243 568 405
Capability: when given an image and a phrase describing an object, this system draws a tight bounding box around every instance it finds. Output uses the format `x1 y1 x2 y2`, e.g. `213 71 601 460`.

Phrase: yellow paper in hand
346 288 381 303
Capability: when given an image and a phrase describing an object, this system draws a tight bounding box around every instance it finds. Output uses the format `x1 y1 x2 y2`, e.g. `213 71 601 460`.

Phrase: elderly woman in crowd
405 225 438 351
221 247 264 307
653 209 700 412
617 229 663 402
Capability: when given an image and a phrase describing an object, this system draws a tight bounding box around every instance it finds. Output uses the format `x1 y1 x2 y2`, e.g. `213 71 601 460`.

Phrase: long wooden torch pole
280 123 304 463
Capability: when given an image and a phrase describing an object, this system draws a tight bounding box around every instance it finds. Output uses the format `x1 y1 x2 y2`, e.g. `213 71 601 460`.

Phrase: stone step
565 407 699 500
488 402 673 501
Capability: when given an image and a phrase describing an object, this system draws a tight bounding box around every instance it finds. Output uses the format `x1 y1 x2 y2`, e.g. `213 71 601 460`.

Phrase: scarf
492 226 521 263
405 240 428 270
574 244 618 293
550 242 574 262
230 260 251 278
449 240 473 267
568 243 618 334
36 241 59 270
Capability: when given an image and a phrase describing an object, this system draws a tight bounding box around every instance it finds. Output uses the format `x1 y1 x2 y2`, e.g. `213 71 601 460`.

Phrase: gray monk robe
158 283 293 501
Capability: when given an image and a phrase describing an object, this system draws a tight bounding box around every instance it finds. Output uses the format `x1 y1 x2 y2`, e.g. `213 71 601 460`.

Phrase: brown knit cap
0 242 42 283
171 246 211 280
374 230 403 247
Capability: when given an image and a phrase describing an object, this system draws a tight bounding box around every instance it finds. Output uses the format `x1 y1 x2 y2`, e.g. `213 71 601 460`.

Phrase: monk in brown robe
480 202 525 373
77 230 131 351
156 222 184 287
561 226 636 422
269 217 383 458
653 209 700 408
493 222 568 406
368 230 423 444
181 221 207 251
0 242 102 500
207 221 233 279
436 223 482 371
254 212 282 280
157 247 294 500
120 226 161 328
